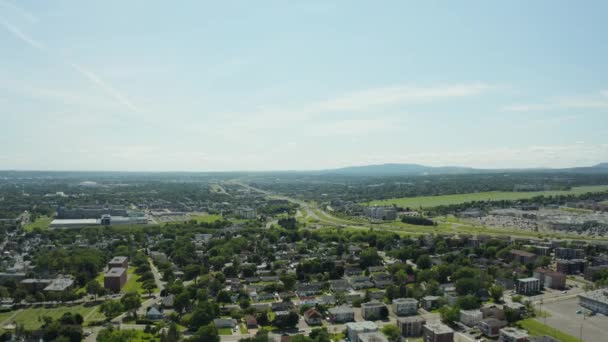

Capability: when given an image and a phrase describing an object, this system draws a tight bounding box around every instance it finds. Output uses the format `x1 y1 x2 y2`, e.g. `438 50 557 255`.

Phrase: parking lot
537 297 606 342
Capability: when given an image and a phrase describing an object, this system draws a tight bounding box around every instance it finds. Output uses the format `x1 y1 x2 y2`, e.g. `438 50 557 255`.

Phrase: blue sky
1 0 607 171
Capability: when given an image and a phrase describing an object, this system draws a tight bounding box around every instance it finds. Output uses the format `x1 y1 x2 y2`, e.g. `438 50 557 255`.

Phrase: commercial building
361 301 387 320
346 321 378 342
363 206 397 221
533 269 566 290
397 316 426 337
104 267 127 292
392 297 418 316
43 277 74 292
56 205 127 219
108 256 128 269
516 277 540 295
578 289 608 315
423 321 454 342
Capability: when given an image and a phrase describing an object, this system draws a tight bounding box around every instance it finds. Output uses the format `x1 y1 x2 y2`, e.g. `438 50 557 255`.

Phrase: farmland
365 185 608 208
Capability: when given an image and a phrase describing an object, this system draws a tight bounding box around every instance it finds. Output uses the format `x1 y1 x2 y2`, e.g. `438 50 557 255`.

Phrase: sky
1 0 608 171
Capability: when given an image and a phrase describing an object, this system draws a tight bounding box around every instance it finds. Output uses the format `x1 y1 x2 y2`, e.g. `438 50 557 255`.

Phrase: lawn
364 185 608 208
6 304 102 330
218 327 232 335
23 216 53 231
519 318 581 342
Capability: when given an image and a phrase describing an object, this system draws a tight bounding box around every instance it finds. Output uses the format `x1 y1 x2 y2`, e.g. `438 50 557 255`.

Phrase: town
1 171 608 342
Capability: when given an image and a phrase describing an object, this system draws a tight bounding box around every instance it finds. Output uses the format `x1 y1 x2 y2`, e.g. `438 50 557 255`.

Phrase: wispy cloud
0 19 139 112
0 20 44 49
70 63 138 112
0 0 38 23
503 91 608 112
310 83 491 112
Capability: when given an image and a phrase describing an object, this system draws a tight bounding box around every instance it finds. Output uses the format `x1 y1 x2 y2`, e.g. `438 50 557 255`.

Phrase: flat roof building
109 256 128 269
578 289 608 315
104 267 127 292
423 321 454 342
397 316 426 337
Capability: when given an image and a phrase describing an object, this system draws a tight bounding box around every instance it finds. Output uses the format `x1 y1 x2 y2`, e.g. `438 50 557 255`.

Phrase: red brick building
104 267 127 292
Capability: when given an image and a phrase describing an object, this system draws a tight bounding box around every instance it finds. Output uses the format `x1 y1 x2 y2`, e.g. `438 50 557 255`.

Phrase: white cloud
308 83 491 112
503 91 608 112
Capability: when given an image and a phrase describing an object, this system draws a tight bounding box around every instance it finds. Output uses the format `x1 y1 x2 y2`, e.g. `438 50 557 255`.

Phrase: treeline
401 215 435 226
251 172 608 202
426 191 608 216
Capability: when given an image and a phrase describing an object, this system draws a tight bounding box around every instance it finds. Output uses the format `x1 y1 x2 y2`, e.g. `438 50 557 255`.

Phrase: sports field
365 185 608 208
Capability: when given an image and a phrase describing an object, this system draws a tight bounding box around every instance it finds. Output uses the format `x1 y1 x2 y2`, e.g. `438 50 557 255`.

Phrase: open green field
3 304 102 330
188 214 223 224
365 185 608 208
23 216 53 231
519 318 581 342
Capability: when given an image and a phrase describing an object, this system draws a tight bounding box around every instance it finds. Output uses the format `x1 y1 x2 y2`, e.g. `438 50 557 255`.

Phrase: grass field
519 318 581 342
188 214 223 223
365 185 608 208
23 216 53 231
4 304 102 330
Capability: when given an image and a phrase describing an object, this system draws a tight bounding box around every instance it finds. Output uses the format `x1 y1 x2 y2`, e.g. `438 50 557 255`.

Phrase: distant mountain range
321 162 608 176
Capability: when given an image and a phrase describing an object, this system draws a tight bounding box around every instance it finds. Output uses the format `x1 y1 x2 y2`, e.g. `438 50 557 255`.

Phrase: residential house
304 308 323 325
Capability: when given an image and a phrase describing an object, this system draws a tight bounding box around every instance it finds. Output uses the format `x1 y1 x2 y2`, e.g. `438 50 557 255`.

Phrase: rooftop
579 289 608 304
345 321 377 331
105 267 127 277
424 321 454 334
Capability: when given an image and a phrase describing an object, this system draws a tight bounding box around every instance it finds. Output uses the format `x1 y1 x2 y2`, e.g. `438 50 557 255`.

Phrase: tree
439 306 460 324
99 300 124 320
174 291 191 315
217 290 232 305
309 327 331 342
142 281 156 297
381 324 400 342
120 292 141 318
456 295 480 310
85 280 104 300
359 248 381 268
489 285 504 303
189 324 220 342
189 301 218 330
416 255 432 270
